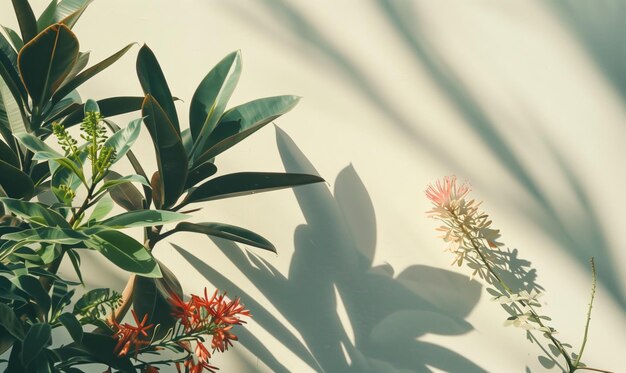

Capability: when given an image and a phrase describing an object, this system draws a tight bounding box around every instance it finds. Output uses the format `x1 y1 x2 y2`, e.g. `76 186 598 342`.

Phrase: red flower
112 309 154 357
195 341 211 363
143 366 159 373
210 295 250 326
211 325 238 353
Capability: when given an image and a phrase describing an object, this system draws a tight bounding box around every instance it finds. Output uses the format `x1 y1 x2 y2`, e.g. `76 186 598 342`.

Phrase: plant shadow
173 128 490 372
220 0 625 311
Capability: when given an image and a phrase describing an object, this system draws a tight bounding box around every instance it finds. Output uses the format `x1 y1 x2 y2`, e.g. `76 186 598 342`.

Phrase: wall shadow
173 128 487 372
220 0 624 310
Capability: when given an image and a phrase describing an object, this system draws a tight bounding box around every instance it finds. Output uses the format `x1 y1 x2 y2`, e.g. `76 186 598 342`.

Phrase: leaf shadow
173 128 488 372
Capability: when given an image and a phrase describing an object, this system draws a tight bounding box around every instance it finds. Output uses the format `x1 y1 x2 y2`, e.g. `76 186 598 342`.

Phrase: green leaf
18 23 79 109
87 194 113 222
0 73 28 135
51 43 134 105
136 45 179 133
37 0 59 32
0 33 27 102
189 50 241 154
196 95 300 164
133 261 182 340
102 117 142 164
104 171 145 211
44 89 81 123
185 161 217 189
142 95 188 208
95 174 149 195
15 133 63 159
55 0 94 29
0 159 34 199
61 96 143 127
50 280 73 319
0 198 71 228
85 230 161 277
174 221 276 252
2 26 24 51
11 0 38 44
0 32 18 70
184 172 324 204
60 51 89 86
21 323 51 366
58 313 82 343
13 275 51 316
1 226 88 244
100 210 187 229
0 139 19 168
0 303 25 340
66 249 83 284
103 119 151 205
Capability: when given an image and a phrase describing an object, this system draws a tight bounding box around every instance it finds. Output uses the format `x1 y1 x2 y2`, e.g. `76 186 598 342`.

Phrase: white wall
2 0 625 371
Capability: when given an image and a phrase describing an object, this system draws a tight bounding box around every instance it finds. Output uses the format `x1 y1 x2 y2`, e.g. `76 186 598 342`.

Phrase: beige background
2 0 626 372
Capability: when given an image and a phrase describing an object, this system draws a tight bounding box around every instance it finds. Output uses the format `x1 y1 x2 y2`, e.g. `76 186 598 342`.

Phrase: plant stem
573 258 597 368
449 208 575 371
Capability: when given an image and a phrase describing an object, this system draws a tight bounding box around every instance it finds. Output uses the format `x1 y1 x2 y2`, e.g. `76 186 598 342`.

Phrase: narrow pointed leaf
174 221 276 252
2 227 88 244
102 117 142 164
142 95 187 208
11 0 38 44
13 275 51 316
0 303 24 340
18 23 79 108
56 0 94 29
2 26 23 51
44 89 81 123
85 230 161 277
0 198 71 228
100 210 187 229
58 313 82 343
190 50 241 150
196 95 300 164
21 323 51 366
0 33 26 101
103 122 151 205
0 160 34 199
62 96 143 127
37 0 59 31
185 172 324 204
104 171 145 211
96 174 149 195
185 161 217 189
137 45 179 133
0 73 28 135
60 51 89 86
0 139 19 168
51 43 134 105
87 195 113 222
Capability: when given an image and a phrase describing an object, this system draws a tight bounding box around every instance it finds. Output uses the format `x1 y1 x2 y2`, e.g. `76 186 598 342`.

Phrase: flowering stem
573 257 597 369
449 208 575 371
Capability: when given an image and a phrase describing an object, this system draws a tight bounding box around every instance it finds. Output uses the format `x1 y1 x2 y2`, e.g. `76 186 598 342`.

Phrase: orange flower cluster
170 288 251 372
111 309 154 357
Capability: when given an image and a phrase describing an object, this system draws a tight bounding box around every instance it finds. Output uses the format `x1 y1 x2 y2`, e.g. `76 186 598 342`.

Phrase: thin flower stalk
425 176 609 373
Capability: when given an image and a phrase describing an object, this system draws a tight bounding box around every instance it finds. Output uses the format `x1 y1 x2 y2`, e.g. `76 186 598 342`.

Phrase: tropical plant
0 0 324 371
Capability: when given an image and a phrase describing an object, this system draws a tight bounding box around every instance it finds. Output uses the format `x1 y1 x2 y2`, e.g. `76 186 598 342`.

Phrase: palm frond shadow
224 0 624 310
